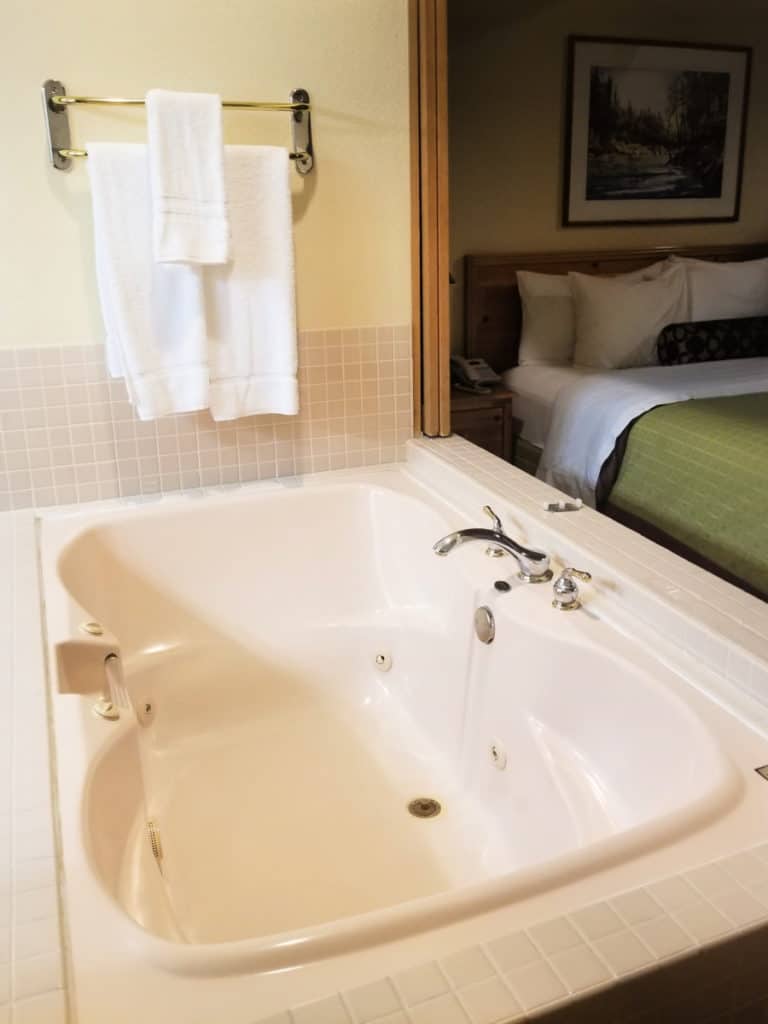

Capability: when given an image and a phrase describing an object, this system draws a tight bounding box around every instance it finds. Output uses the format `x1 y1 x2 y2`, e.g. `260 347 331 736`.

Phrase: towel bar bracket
41 80 315 175
42 80 73 170
289 88 313 175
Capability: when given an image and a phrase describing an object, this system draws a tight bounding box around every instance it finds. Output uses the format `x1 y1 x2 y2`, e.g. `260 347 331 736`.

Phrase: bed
463 246 768 599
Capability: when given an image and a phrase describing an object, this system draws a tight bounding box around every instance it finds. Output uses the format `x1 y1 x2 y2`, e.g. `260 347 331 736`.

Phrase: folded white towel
206 147 298 420
87 143 209 419
146 89 230 265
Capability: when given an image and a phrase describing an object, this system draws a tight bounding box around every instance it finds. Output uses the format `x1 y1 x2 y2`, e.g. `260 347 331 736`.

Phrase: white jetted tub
39 462 768 1021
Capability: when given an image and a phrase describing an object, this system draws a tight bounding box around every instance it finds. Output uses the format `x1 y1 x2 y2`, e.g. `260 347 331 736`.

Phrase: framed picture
563 36 751 226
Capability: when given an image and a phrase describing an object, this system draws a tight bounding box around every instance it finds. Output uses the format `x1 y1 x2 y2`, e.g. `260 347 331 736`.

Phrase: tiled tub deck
2 437 768 1023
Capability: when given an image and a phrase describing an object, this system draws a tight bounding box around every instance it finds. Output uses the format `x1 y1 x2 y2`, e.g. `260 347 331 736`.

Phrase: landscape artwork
564 39 751 225
587 67 729 201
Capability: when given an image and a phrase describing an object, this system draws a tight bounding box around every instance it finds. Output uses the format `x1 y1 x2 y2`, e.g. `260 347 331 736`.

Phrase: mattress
605 393 768 599
537 357 768 505
502 364 596 448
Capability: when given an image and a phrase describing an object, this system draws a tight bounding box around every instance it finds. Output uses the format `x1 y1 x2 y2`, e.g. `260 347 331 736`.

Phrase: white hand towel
146 89 230 265
87 143 209 419
206 147 298 420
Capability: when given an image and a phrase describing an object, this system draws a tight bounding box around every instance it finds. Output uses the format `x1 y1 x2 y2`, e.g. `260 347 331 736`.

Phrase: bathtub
39 461 768 1022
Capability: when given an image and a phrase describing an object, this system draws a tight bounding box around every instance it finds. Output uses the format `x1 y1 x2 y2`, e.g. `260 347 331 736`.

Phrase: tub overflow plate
474 606 495 644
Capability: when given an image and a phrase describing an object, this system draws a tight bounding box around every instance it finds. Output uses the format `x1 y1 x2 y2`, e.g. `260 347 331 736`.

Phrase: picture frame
563 36 751 226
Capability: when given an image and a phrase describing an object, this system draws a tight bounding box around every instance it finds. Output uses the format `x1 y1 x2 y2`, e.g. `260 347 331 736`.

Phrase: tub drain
408 797 442 819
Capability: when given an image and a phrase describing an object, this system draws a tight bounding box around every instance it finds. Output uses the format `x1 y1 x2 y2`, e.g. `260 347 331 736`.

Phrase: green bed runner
609 393 768 596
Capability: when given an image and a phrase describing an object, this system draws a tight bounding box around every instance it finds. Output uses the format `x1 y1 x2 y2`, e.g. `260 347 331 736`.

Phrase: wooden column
410 0 451 437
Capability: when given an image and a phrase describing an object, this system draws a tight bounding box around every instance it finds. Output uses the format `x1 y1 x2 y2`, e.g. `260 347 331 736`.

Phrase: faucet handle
552 567 592 611
482 505 504 533
560 568 592 583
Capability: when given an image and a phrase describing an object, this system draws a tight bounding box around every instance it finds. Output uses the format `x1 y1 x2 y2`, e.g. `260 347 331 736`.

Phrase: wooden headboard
464 244 768 372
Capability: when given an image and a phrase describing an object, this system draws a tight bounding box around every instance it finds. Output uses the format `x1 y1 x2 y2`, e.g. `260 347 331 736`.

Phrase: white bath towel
206 146 298 419
87 143 209 419
146 89 230 265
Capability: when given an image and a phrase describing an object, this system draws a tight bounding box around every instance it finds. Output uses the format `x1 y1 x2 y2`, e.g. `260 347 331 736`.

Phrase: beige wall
449 0 768 349
1 0 411 349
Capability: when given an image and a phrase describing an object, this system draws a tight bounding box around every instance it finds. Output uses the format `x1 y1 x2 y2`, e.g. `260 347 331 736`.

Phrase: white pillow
670 255 768 322
570 263 689 370
517 271 573 365
517 260 670 366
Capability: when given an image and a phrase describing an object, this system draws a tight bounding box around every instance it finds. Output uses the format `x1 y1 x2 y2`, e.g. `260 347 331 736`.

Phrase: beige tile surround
0 325 413 511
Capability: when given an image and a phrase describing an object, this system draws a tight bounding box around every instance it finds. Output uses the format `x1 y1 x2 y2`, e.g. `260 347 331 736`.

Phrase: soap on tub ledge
30 453 768 1024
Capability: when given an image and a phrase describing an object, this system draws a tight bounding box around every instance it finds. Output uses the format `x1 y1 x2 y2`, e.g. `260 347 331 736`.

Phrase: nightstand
450 387 520 462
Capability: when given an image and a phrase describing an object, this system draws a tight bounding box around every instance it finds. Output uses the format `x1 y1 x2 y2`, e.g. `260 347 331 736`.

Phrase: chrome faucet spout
433 513 552 583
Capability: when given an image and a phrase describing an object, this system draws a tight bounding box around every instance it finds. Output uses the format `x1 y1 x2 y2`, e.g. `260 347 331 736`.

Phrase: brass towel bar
42 79 314 174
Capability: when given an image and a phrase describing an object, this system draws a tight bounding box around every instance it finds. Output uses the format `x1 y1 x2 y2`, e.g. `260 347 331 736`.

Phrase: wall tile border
0 326 413 511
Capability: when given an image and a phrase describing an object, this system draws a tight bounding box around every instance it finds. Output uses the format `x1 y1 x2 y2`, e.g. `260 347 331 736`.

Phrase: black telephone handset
450 355 502 393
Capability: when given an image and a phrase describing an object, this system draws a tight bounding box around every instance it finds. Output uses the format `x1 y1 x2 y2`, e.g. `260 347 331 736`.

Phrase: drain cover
408 797 442 818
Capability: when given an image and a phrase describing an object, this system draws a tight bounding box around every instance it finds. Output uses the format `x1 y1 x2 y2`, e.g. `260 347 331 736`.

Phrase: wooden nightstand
450 387 520 462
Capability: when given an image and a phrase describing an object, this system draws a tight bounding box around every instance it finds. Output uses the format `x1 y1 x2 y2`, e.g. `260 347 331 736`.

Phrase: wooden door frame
410 0 451 437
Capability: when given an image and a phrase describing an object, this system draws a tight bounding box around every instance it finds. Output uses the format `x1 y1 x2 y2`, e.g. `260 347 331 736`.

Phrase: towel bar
42 80 314 174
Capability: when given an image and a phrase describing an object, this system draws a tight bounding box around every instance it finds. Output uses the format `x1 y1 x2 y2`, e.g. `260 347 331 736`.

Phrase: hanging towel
146 89 230 265
87 143 210 419
206 146 298 419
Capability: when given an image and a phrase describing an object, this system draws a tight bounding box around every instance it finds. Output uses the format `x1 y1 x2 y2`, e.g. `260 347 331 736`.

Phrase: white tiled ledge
258 843 768 1023
0 513 67 1024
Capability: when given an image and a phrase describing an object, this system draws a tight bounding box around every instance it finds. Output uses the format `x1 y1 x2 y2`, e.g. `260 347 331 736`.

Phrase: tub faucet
433 506 552 583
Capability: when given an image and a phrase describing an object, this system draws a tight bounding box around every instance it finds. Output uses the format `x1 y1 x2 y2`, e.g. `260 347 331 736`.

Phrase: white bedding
537 358 768 506
502 364 597 448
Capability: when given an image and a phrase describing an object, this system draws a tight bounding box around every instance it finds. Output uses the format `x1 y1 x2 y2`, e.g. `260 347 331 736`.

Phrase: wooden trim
408 0 422 434
464 243 768 373
435 0 451 435
411 0 451 438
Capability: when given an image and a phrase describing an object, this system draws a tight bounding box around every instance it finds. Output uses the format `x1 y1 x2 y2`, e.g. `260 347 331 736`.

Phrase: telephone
450 354 502 393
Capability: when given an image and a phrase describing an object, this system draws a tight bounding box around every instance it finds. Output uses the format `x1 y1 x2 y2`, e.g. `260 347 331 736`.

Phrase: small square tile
528 917 582 954
13 916 59 959
708 884 768 927
570 902 623 941
457 978 521 1024
12 989 66 1024
685 863 737 897
344 978 401 1022
635 915 693 959
722 852 768 889
292 994 351 1024
671 897 732 942
408 994 469 1024
504 960 567 1011
440 947 495 989
610 889 664 926
393 962 448 1006
549 944 611 992
13 950 63 1000
485 932 541 973
648 876 699 911
593 930 653 976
